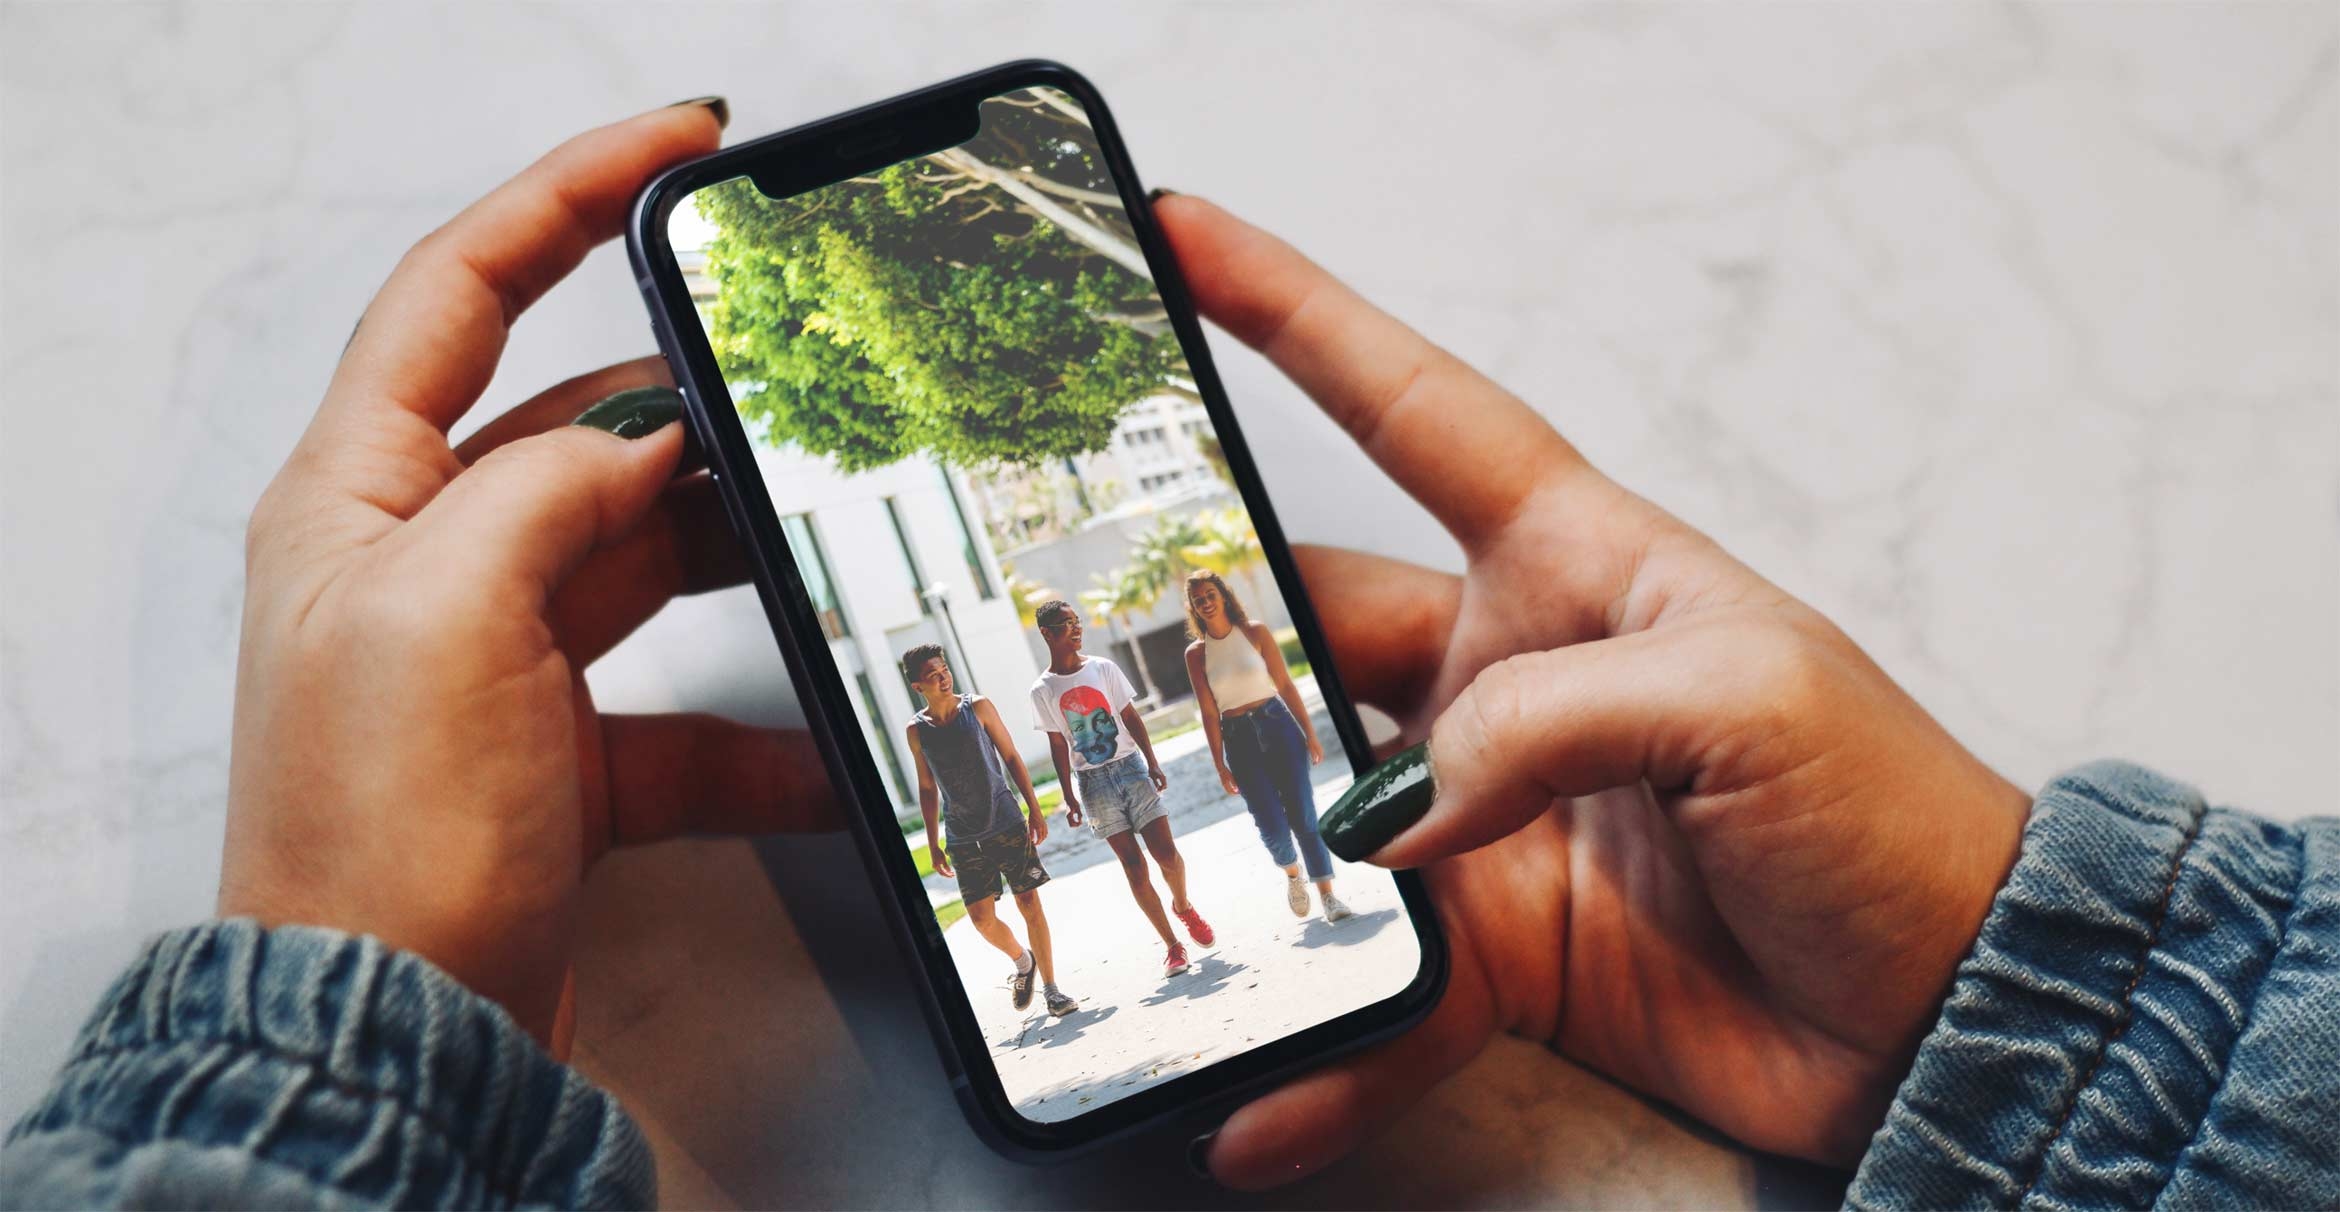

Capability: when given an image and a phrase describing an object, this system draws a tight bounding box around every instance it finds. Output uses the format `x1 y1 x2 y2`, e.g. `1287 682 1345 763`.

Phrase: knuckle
1734 618 1842 730
1444 652 1540 771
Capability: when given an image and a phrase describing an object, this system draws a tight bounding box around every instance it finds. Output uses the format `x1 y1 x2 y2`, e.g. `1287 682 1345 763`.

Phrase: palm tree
998 561 1056 628
1081 565 1164 701
1130 511 1209 590
1181 506 1267 608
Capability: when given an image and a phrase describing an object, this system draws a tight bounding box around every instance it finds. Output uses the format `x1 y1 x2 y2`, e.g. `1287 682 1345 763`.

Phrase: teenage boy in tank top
1028 601 1216 979
903 644 1077 1017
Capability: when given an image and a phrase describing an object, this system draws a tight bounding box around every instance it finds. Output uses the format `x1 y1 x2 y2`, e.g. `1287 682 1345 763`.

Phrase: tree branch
1011 170 1125 210
1030 88 1093 128
929 146 1152 278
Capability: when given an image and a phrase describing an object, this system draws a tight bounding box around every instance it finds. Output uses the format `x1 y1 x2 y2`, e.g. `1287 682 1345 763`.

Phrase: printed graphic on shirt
1057 685 1120 766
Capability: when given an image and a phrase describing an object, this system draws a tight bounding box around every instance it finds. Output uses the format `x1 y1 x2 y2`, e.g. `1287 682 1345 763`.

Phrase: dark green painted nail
1186 1130 1217 1180
1321 741 1436 862
669 95 730 129
572 386 683 439
1146 185 1177 204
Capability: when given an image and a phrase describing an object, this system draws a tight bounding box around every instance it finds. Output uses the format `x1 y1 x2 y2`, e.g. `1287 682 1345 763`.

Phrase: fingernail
1321 741 1435 862
572 386 684 439
1186 1130 1217 1179
1146 186 1178 204
669 95 730 130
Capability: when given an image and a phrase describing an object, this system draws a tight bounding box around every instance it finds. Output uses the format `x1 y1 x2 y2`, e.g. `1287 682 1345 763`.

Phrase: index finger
1155 195 1589 548
322 103 721 454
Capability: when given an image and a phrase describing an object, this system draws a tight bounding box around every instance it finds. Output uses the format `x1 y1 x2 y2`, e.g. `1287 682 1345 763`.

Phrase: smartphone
628 60 1446 1156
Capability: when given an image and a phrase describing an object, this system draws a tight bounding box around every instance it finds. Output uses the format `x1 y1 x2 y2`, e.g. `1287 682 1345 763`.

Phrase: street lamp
921 583 977 696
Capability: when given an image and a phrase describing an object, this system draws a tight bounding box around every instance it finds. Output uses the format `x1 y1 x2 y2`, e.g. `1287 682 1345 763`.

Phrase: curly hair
1182 569 1251 640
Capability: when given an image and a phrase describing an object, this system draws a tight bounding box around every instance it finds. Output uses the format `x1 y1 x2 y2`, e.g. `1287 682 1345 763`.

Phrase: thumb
1322 619 1803 869
393 390 686 604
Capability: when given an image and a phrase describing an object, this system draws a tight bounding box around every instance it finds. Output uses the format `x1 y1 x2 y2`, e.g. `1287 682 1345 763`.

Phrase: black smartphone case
626 59 1447 1160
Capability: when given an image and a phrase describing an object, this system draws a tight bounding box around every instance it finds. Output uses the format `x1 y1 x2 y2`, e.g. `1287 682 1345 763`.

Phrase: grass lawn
933 898 967 931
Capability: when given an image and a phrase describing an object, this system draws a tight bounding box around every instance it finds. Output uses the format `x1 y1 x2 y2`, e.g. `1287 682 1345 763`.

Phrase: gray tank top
915 694 1022 843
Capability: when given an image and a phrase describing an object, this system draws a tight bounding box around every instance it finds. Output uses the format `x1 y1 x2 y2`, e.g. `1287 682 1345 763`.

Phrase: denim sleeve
0 920 653 1210
1847 761 2340 1209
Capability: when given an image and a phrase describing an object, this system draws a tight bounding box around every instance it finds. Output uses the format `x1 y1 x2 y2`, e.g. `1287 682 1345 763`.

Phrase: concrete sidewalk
938 782 1420 1123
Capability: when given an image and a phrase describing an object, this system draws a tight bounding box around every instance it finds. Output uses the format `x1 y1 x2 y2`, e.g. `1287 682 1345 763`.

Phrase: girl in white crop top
1183 569 1353 923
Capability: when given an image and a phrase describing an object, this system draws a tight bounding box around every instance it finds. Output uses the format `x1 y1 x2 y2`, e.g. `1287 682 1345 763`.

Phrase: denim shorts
1076 755 1166 838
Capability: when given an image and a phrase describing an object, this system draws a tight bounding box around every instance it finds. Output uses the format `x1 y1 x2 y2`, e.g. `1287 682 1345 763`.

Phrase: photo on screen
670 86 1421 1122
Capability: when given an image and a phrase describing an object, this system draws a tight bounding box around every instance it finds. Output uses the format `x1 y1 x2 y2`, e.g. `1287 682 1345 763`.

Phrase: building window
855 668 912 806
884 496 931 616
938 468 997 600
780 513 849 641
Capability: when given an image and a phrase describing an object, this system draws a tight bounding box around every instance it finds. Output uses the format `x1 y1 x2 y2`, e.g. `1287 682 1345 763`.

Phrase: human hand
1029 809 1050 847
1217 763 1241 796
1148 764 1170 793
1065 797 1084 829
1155 195 2032 1185
218 102 840 1056
1304 734 1325 766
928 832 955 879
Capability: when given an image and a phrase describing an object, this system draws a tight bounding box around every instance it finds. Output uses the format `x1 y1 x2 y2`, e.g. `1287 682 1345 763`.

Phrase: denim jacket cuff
1846 760 2332 1209
7 919 652 1209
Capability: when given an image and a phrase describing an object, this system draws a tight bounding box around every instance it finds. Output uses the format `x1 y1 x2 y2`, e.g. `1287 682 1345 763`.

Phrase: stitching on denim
53 1037 530 1209
2161 820 2308 1191
2011 791 2208 1205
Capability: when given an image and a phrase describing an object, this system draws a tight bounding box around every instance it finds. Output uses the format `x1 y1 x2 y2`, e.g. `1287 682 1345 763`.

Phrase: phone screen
661 83 1424 1126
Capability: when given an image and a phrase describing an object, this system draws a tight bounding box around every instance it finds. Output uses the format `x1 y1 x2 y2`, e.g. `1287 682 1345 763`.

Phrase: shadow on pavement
1294 907 1398 949
1140 954 1250 1006
1017 1049 1203 1120
1017 1003 1119 1050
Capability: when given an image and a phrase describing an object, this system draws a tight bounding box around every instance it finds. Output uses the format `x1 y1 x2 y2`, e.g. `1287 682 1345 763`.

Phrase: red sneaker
1165 943 1191 977
1175 904 1216 947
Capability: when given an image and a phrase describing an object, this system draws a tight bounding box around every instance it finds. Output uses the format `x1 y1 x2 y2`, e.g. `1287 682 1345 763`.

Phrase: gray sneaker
1285 874 1310 918
1011 953 1036 1011
1321 891 1356 923
1045 986 1080 1017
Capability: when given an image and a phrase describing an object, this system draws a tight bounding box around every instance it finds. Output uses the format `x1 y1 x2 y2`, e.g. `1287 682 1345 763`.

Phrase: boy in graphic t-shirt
1029 600 1216 978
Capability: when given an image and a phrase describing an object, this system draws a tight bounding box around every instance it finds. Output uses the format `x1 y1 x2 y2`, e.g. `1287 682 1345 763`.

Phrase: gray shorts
1076 756 1167 838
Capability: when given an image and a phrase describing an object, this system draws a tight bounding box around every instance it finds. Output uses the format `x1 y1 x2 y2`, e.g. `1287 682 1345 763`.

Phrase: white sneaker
1321 891 1355 923
1285 874 1310 918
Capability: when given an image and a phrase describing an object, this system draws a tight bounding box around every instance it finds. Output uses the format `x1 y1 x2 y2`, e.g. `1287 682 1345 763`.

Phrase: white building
969 393 1224 550
749 445 1050 815
675 228 1049 813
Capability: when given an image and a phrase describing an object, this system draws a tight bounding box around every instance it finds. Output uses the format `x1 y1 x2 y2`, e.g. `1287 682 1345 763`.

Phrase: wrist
28 919 650 1208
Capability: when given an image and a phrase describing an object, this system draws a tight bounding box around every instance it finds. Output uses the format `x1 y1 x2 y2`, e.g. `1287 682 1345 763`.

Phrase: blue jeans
6 762 2336 1208
1222 699 1333 880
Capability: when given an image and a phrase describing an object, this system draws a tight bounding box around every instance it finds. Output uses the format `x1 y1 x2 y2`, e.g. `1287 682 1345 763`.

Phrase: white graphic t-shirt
1030 657 1139 771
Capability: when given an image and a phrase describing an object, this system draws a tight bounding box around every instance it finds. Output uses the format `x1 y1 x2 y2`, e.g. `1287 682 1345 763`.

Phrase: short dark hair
1035 599 1078 630
900 643 948 682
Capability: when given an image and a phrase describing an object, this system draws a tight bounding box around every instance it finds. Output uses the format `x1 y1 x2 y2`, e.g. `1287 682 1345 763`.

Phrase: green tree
1193 431 1235 489
1129 511 1209 591
696 88 1190 473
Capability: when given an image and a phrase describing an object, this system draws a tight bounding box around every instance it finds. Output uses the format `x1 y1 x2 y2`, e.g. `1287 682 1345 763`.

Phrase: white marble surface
3 2 2334 1204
